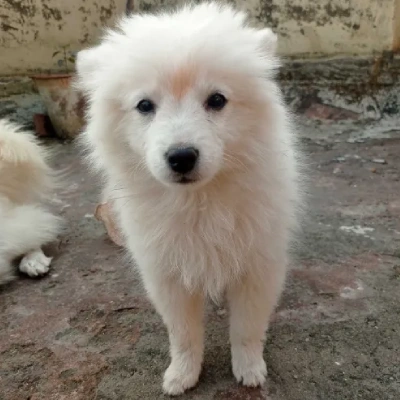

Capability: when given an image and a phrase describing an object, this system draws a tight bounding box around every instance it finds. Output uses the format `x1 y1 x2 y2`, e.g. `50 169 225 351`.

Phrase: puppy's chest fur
116 182 265 296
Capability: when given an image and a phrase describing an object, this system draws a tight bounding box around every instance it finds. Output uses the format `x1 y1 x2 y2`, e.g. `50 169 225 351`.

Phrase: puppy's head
77 3 279 188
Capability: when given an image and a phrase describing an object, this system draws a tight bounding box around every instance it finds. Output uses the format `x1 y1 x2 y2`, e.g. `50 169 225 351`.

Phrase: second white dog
0 119 61 286
77 3 303 395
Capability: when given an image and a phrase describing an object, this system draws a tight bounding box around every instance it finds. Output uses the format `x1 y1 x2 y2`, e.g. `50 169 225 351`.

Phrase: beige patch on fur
170 65 197 99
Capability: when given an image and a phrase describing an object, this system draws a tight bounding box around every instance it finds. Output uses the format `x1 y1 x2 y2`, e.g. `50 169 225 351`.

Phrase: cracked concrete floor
0 117 400 400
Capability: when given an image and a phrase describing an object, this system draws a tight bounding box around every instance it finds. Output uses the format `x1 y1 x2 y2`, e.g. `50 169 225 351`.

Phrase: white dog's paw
232 348 267 387
19 250 52 278
162 360 201 396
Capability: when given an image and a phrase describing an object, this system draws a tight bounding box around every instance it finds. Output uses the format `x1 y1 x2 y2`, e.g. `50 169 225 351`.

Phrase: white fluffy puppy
77 2 302 395
0 119 62 286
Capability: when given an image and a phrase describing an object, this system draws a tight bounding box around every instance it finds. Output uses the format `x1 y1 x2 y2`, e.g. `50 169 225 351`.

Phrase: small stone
347 138 365 144
370 168 377 173
333 167 341 174
216 308 227 316
372 158 387 164
304 103 359 121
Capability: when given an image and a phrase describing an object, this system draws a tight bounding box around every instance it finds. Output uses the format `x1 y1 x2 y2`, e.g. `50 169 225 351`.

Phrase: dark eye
136 99 155 114
205 92 227 111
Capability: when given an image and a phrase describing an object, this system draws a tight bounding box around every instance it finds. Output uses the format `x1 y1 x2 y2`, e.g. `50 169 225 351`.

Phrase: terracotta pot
31 74 85 139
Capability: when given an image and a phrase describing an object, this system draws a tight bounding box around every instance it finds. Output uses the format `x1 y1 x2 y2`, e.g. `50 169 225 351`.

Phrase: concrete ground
1 92 400 400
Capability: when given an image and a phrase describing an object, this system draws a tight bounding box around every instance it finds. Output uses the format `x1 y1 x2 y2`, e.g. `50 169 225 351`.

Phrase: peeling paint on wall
236 0 396 57
126 0 398 57
0 0 398 75
393 0 400 51
0 0 124 75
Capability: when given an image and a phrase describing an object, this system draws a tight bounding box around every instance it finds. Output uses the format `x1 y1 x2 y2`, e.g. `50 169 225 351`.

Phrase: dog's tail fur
0 119 62 285
0 119 54 204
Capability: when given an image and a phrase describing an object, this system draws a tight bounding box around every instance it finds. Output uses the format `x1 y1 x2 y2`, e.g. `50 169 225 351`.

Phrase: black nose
166 147 199 174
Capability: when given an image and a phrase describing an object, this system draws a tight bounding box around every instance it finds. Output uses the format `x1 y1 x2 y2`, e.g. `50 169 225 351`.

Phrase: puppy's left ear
75 45 110 93
256 28 278 55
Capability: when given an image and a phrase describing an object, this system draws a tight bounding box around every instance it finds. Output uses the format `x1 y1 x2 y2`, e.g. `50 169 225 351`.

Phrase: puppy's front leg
227 262 286 387
142 272 205 396
19 248 52 277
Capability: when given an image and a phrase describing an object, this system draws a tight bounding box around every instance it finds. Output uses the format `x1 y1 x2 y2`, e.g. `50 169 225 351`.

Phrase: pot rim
31 73 72 80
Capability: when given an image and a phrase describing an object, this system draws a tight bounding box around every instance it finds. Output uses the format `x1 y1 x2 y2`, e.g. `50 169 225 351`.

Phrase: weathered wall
393 0 400 51
0 0 126 75
129 0 399 57
0 0 399 75
243 0 398 57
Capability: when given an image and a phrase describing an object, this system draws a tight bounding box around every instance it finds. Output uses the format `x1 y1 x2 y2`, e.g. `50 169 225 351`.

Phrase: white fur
77 2 303 395
0 119 62 285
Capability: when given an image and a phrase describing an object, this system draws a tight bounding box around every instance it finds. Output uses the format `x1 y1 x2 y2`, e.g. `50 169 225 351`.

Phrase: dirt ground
0 96 400 399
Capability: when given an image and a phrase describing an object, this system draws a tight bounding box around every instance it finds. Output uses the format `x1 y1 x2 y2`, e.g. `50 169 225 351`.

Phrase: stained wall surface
1 0 399 75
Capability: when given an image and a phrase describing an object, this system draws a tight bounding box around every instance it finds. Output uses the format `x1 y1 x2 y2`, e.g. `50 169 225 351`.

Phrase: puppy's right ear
256 28 278 56
75 45 109 93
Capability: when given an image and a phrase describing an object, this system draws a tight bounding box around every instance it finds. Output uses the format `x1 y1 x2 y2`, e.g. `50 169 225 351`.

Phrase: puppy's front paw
232 346 267 387
19 250 52 278
162 359 201 396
